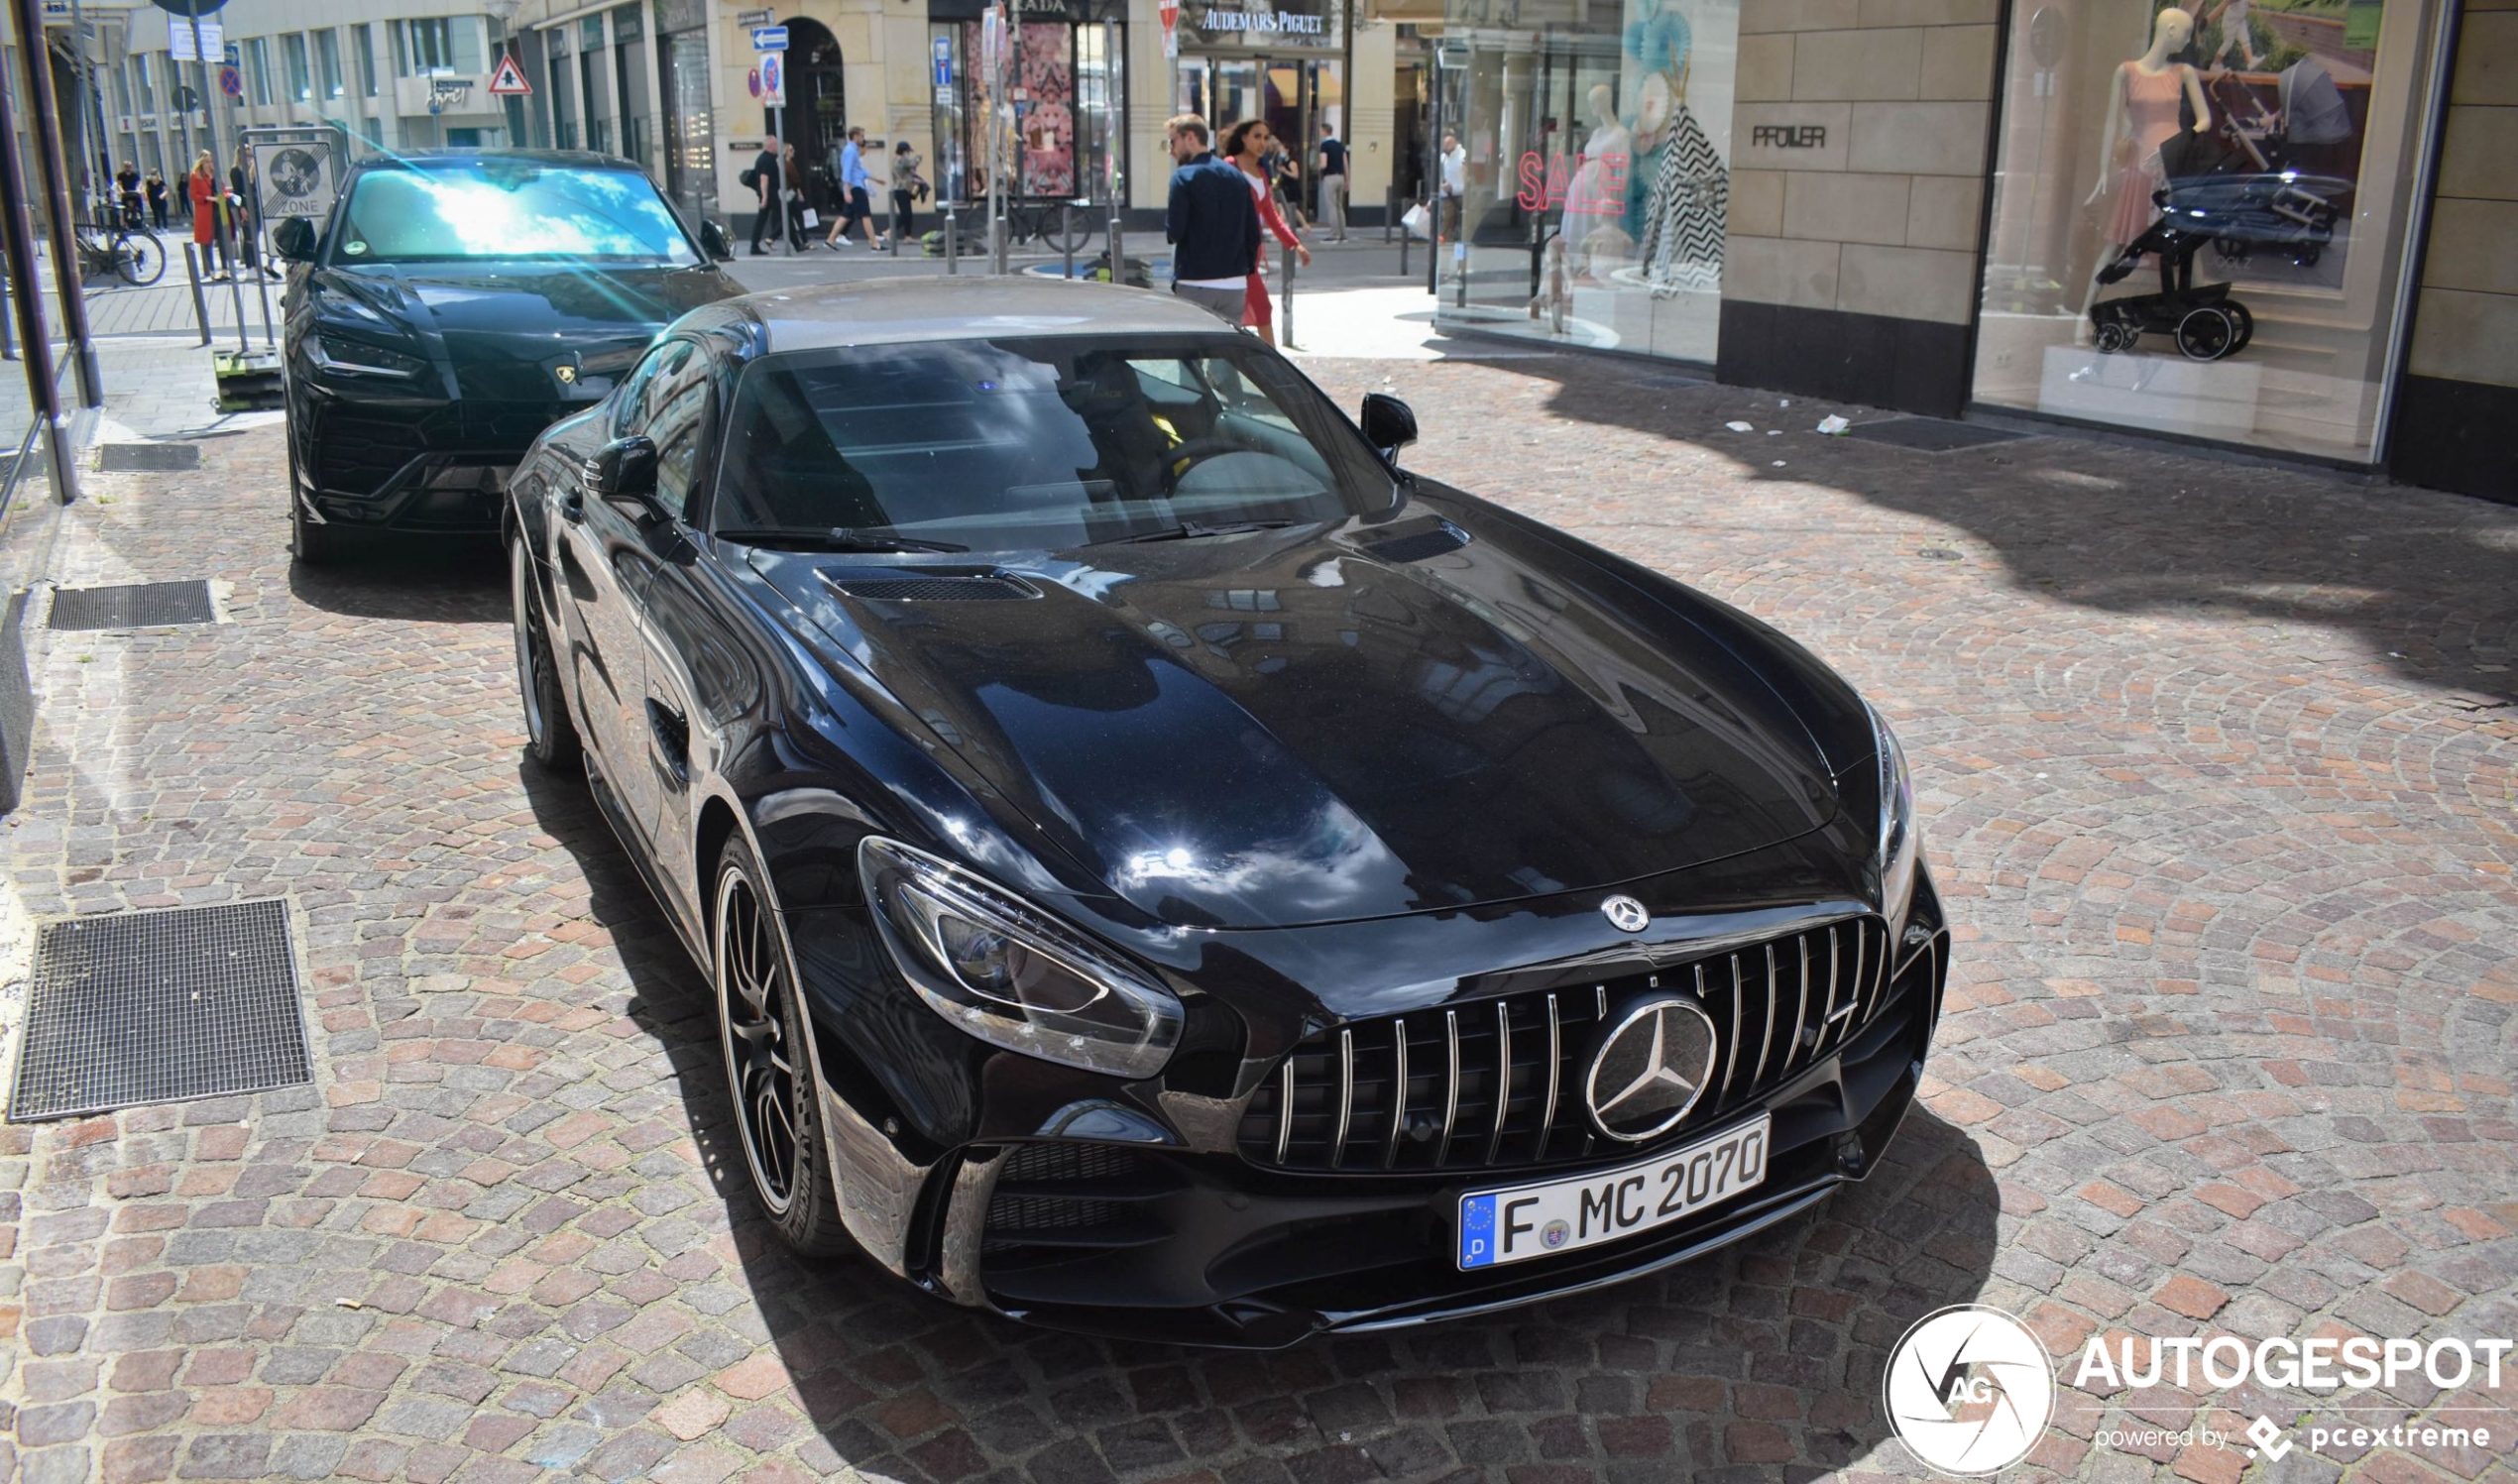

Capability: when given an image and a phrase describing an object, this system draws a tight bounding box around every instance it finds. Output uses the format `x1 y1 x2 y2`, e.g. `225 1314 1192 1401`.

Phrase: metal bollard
1279 246 1295 348
1385 186 1395 244
945 203 959 276
1399 198 1411 280
1061 203 1074 281
0 257 12 360
183 243 211 347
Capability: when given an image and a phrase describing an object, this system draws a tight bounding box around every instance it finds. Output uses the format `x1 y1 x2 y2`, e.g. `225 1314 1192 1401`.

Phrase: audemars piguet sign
1179 0 1337 48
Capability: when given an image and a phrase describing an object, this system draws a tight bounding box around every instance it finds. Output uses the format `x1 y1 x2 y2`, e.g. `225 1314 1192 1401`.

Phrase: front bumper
806 874 1951 1347
290 392 587 534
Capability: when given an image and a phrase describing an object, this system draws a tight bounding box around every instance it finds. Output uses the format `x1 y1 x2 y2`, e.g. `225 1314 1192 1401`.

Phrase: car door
630 349 753 924
555 338 688 847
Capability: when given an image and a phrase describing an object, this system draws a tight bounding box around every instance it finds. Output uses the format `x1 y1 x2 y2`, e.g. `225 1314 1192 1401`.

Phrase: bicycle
73 218 168 287
1005 197 1101 257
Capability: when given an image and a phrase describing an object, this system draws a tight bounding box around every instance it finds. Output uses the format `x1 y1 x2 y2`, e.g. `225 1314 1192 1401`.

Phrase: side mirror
1361 393 1418 460
272 217 317 263
699 220 734 262
587 435 659 507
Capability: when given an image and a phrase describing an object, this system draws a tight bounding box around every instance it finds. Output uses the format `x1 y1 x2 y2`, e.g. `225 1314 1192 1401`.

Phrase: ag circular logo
1884 1305 2055 1475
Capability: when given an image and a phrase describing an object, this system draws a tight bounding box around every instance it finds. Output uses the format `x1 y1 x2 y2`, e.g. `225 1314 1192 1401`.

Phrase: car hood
746 504 1842 930
308 260 743 400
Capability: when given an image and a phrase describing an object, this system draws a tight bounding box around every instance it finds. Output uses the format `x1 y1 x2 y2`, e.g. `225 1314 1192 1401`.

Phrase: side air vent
823 570 1042 603
1363 518 1470 564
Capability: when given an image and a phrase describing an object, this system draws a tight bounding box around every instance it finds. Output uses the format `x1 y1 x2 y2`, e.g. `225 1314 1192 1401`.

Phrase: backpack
739 166 758 189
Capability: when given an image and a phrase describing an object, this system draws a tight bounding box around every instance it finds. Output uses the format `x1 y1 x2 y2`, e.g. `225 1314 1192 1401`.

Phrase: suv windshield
332 162 700 266
714 335 1395 551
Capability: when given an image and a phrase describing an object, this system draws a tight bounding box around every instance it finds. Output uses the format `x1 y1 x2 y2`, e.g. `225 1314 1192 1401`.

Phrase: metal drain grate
8 899 311 1121
1843 418 2030 453
96 443 202 473
49 581 216 630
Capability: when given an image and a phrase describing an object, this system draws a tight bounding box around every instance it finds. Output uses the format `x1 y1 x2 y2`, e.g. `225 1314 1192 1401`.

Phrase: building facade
1426 0 2512 500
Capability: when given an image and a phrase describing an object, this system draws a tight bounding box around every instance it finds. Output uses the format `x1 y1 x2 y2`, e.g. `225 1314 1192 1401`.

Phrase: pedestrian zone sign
488 54 531 96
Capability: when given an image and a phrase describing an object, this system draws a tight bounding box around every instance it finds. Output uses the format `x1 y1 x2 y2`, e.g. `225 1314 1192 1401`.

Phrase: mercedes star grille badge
1584 997 1719 1142
1601 894 1651 934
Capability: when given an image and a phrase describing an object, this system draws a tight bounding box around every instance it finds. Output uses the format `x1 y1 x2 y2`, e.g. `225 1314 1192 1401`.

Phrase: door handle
560 489 585 522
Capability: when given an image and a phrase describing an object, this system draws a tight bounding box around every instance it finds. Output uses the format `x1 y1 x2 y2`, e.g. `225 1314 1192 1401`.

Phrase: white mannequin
2079 7 2214 327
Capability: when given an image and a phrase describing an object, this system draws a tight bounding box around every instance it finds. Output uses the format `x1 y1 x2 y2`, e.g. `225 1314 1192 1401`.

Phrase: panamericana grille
1238 916 1894 1175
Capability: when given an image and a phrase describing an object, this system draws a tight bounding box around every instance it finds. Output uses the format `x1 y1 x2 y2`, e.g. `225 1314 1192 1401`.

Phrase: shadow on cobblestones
1434 351 2518 711
283 534 507 623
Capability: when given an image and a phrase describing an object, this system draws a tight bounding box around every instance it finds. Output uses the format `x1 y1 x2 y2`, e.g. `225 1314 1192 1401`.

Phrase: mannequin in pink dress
2080 7 2213 329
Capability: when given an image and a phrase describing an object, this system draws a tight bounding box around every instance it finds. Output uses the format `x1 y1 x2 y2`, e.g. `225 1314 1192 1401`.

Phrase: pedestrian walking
115 162 144 227
1163 114 1261 326
781 143 815 251
1223 119 1309 339
1315 123 1348 241
746 133 780 254
825 127 879 249
187 152 224 279
1438 130 1467 244
1262 136 1307 231
887 140 923 248
145 168 170 230
230 145 279 281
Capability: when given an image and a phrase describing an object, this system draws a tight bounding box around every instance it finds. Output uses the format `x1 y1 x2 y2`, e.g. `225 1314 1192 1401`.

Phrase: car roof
680 277 1242 354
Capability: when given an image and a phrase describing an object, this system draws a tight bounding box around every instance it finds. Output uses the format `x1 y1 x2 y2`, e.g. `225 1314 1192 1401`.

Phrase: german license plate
1456 1114 1770 1270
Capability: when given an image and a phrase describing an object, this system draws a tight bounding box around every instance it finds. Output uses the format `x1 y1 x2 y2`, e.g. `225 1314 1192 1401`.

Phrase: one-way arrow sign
488 53 531 96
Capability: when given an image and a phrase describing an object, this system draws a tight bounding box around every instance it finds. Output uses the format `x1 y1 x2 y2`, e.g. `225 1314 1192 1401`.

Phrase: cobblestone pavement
0 348 2511 1484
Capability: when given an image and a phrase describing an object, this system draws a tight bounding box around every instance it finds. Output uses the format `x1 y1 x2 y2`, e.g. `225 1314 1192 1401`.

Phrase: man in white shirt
1438 131 1467 244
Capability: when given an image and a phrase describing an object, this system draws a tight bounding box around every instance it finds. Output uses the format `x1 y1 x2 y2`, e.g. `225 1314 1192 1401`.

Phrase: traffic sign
737 6 772 22
933 36 952 86
759 51 784 106
488 53 531 96
217 64 240 98
750 26 787 50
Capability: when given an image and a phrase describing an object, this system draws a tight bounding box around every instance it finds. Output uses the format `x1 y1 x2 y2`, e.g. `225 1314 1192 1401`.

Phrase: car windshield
332 162 700 266
713 335 1396 552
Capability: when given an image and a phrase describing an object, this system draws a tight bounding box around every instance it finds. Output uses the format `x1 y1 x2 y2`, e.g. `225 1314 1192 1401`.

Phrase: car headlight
859 838 1183 1080
1869 702 1919 935
308 332 428 380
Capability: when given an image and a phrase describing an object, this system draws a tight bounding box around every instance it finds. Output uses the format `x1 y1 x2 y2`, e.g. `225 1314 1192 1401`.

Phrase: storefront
653 0 714 223
1431 0 1741 363
1175 0 1346 213
1971 0 2460 463
930 0 1127 205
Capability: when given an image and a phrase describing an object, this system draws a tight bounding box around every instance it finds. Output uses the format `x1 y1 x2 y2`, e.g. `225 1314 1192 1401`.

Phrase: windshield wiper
714 526 970 554
1092 519 1301 546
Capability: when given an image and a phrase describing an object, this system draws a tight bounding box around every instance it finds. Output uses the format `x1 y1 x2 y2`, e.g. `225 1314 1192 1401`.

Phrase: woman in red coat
1221 120 1308 337
186 152 222 277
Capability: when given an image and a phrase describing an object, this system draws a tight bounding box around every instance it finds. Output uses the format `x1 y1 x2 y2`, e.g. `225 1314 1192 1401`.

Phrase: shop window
1431 0 1740 366
1972 0 2452 461
355 25 378 96
316 30 344 102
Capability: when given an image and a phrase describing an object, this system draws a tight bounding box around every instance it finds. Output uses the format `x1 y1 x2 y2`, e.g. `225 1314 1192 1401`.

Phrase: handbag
800 207 821 229
1400 202 1431 240
740 167 757 189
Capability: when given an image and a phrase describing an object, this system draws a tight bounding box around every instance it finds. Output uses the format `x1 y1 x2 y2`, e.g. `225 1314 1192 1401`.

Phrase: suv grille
1237 916 1893 1175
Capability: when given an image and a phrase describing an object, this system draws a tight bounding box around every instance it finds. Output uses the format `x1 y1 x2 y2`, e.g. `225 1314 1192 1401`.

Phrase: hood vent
1362 517 1470 564
823 569 1042 603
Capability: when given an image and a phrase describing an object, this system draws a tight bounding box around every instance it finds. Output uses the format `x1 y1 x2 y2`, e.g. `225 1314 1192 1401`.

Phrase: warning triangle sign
488 53 531 96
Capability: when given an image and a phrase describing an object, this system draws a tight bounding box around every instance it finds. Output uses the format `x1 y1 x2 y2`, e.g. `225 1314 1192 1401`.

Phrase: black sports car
506 279 1948 1347
273 151 742 562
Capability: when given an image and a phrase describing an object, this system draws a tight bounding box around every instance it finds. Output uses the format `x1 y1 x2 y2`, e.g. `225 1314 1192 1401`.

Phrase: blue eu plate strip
1458 1194 1498 1269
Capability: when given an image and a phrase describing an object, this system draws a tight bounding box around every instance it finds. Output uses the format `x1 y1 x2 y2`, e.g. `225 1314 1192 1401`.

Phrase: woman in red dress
1220 120 1309 337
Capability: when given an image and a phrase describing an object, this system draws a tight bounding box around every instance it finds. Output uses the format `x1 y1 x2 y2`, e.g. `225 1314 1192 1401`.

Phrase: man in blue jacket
1164 114 1260 325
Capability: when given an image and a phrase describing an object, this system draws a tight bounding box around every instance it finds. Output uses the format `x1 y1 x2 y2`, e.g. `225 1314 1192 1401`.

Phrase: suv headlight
309 332 428 380
859 839 1183 1080
1868 702 1919 936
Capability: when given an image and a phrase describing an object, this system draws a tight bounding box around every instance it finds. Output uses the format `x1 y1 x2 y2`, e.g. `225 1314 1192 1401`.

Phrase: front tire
511 535 582 773
715 835 848 1256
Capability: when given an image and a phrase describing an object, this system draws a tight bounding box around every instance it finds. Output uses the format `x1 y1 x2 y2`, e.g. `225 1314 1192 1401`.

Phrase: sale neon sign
1516 151 1628 215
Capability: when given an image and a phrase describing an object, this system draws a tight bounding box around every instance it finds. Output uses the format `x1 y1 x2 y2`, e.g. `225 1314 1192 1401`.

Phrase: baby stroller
2088 197 2255 362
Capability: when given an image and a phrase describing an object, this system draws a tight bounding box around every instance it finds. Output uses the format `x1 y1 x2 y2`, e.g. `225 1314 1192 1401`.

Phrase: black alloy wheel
510 535 582 773
714 835 848 1255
